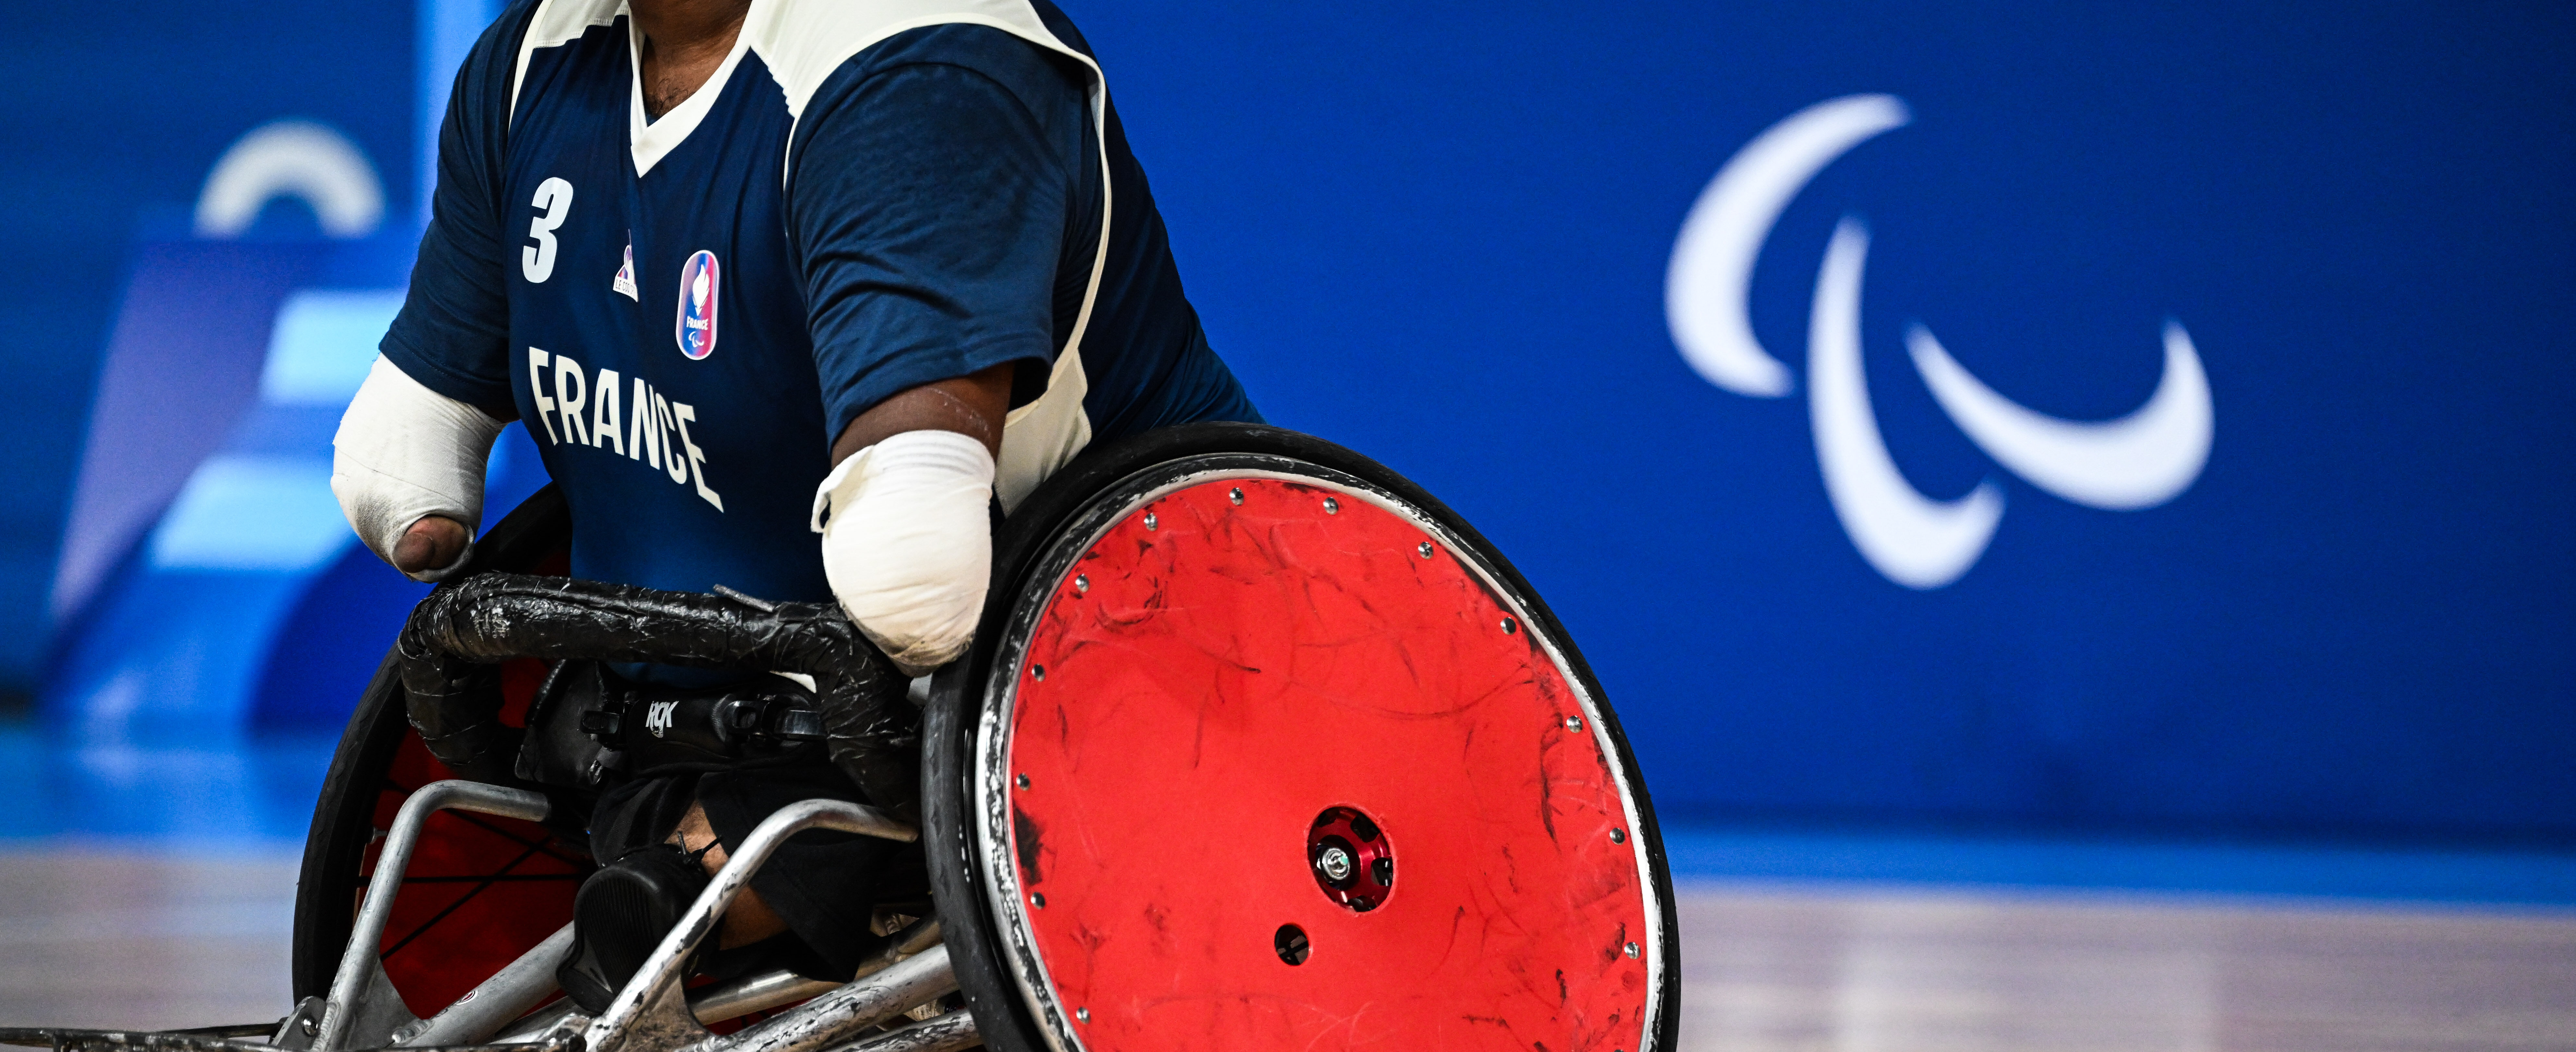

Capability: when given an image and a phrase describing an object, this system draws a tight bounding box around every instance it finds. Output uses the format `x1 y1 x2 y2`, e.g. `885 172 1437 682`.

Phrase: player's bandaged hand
333 357 506 582
811 429 995 676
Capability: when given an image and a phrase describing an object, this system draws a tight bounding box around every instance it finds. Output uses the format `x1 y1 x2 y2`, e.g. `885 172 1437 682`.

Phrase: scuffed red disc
988 476 1657 1051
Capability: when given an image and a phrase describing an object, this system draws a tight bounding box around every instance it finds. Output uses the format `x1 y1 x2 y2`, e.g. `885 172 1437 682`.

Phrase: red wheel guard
994 477 1655 1050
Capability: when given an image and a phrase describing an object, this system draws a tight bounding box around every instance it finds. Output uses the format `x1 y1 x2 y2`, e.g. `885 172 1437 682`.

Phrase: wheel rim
967 454 1671 1051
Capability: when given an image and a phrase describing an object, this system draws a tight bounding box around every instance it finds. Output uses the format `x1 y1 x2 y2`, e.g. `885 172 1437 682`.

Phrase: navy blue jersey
382 0 1259 612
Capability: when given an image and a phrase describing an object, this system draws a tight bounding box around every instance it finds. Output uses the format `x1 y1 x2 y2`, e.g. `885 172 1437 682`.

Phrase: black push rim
922 422 1680 1052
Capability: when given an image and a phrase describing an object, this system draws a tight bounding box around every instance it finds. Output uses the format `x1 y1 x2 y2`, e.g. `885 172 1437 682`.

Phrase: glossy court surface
6 849 2573 1051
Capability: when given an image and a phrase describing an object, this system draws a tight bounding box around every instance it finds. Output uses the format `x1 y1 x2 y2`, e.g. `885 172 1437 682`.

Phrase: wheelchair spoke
437 811 590 870
383 844 542 960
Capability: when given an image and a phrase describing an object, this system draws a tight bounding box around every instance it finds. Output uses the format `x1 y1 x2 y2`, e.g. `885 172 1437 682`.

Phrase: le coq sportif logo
1666 94 2213 589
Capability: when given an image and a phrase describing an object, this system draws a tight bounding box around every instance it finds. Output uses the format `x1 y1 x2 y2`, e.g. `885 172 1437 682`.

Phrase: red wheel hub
1307 806 1394 912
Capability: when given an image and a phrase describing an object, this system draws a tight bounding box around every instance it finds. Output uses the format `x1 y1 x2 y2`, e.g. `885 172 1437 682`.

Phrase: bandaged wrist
332 357 506 582
811 429 996 675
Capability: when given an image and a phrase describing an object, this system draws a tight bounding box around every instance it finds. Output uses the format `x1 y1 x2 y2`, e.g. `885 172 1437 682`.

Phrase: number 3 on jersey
521 177 574 283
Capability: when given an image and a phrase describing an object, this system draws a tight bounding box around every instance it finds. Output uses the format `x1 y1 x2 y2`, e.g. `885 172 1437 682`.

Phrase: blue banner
1075 3 2576 838
8 2 2570 841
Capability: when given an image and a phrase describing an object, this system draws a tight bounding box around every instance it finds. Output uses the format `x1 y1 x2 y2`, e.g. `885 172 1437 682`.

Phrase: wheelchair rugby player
334 0 1258 1012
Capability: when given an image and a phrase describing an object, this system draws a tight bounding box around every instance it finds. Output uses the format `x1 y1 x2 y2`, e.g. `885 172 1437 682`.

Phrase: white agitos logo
1668 94 2213 589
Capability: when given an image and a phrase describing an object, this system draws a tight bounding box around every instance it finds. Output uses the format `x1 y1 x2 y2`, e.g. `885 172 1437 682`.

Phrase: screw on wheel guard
923 422 1681 1052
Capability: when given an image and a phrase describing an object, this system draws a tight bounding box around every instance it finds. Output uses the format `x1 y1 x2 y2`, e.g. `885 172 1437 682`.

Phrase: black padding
395 573 919 822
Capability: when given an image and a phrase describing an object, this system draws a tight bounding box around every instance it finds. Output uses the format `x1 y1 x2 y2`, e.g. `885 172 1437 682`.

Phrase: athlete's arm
811 368 1009 675
793 39 1088 674
829 366 1009 462
335 358 513 579
363 1 537 575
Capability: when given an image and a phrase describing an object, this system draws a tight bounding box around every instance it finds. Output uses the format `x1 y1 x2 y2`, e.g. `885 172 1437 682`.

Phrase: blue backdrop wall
1 1 417 685
6 2 2570 843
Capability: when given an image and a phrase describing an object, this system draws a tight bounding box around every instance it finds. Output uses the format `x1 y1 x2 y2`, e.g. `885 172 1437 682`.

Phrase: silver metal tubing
673 947 955 1052
583 799 916 1052
833 1010 979 1052
684 973 837 1028
272 997 325 1049
688 917 942 1025
487 1002 582 1046
0 1030 272 1052
860 918 944 973
317 781 552 1052
398 924 576 1046
0 1030 587 1052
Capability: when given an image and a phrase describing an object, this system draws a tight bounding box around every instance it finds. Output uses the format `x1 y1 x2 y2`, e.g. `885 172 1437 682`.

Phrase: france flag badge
675 250 719 360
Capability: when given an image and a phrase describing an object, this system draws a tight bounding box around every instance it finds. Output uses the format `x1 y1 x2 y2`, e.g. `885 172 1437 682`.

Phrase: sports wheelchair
6 423 1678 1052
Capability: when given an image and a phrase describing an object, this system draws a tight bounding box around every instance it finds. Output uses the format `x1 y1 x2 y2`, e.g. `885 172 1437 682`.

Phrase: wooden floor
0 851 296 1032
1678 882 2576 1051
3 850 2573 1049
